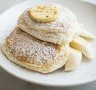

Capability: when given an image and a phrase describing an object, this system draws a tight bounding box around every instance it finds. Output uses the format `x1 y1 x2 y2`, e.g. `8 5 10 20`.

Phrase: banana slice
79 30 95 41
76 24 95 40
65 47 82 71
29 5 59 23
70 36 94 59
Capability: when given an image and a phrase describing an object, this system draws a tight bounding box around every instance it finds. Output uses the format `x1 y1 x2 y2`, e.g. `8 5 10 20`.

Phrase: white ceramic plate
0 0 96 87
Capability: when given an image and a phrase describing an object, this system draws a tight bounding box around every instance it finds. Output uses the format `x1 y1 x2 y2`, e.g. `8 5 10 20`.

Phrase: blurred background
0 0 96 90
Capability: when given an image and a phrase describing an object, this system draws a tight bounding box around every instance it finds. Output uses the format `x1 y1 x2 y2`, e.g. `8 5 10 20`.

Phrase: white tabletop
0 0 96 90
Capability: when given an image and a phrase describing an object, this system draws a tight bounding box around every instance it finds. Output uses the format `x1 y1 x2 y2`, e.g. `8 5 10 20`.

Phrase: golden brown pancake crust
2 27 70 73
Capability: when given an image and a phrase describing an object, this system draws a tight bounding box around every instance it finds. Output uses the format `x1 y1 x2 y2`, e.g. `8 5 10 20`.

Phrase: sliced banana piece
76 24 95 40
79 30 95 40
70 36 94 59
29 5 59 23
65 47 82 71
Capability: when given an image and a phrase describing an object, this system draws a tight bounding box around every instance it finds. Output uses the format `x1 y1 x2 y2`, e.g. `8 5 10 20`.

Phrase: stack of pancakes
2 5 94 73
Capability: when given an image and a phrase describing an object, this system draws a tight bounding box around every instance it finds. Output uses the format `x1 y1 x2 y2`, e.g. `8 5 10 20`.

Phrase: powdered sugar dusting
7 28 58 64
21 5 77 33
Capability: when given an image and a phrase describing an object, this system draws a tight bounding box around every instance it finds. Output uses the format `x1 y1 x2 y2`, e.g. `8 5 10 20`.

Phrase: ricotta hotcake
2 27 70 73
18 5 78 45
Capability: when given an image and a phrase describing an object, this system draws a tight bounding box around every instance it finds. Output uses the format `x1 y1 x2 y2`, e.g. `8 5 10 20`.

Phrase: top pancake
18 5 77 33
18 5 79 44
